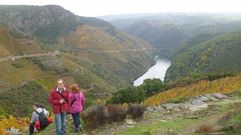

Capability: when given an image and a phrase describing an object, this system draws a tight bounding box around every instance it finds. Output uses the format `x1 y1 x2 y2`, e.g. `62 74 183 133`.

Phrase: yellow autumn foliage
145 76 241 106
0 115 29 135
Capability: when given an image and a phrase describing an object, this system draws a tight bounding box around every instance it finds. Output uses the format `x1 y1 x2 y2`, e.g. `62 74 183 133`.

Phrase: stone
199 95 209 102
203 94 220 101
161 103 181 112
6 127 21 135
125 119 136 125
190 98 205 106
212 93 228 100
159 119 167 123
187 103 208 111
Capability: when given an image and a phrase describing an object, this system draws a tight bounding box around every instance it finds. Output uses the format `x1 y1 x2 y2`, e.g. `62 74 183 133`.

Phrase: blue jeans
71 113 81 129
55 112 66 135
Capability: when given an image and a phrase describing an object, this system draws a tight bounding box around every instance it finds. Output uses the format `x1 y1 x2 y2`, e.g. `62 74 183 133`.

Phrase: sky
1 0 241 17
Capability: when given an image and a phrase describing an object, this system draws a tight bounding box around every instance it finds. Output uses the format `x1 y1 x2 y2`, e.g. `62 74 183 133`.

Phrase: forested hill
165 31 241 83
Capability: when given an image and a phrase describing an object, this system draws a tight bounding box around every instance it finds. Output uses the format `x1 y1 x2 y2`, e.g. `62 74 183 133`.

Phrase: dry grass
195 124 214 133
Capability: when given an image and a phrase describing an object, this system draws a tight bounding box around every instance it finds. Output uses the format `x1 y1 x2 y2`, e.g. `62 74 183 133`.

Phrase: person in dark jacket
49 79 69 135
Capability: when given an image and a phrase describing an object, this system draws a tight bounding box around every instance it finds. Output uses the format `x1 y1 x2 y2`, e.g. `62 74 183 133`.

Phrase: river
133 58 171 86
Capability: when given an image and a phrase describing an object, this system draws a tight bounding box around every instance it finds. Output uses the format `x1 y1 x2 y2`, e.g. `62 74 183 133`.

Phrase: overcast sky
1 0 241 17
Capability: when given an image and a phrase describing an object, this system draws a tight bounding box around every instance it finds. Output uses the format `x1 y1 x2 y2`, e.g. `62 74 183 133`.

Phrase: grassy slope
0 26 44 57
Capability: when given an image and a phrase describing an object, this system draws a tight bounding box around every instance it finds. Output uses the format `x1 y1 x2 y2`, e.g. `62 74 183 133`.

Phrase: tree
141 79 164 96
109 86 145 104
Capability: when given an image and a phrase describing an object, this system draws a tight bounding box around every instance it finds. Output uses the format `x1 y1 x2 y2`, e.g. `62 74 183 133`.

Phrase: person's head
33 103 40 110
70 84 80 93
57 79 65 89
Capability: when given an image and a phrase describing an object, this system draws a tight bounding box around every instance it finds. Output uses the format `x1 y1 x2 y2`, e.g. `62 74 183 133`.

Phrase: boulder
190 98 205 106
125 119 136 125
212 93 228 100
199 95 209 102
187 103 208 111
6 127 21 135
203 94 220 101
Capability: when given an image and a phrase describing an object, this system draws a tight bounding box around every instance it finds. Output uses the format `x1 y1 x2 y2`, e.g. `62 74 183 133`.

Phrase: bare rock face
0 5 77 34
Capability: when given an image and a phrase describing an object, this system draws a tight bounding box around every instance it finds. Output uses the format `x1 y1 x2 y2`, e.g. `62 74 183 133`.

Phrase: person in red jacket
49 79 69 135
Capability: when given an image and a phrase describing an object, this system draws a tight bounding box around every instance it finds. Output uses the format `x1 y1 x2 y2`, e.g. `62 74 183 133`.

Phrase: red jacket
49 87 70 114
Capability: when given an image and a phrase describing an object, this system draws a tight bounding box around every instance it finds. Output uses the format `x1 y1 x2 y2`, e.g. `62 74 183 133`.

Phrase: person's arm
30 112 37 124
49 91 61 105
66 90 70 110
44 108 49 116
81 92 86 107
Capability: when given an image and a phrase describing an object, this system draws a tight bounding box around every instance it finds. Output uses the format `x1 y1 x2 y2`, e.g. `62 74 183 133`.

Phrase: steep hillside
0 26 45 57
0 5 80 44
165 31 241 83
123 20 189 57
0 5 154 117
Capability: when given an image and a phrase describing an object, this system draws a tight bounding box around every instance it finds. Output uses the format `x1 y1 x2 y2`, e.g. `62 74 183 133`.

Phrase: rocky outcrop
0 5 77 33
147 93 228 113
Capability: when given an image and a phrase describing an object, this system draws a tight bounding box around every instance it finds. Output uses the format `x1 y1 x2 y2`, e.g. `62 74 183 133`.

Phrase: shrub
110 86 145 104
205 72 236 81
141 79 165 96
81 105 109 129
195 124 214 133
107 105 127 122
128 104 146 119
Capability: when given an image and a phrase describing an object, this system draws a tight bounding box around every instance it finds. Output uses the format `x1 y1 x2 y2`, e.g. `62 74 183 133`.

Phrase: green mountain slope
165 31 241 83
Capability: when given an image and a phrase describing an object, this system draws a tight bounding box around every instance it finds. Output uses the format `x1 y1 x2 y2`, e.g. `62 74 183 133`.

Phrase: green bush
141 79 164 96
109 86 145 104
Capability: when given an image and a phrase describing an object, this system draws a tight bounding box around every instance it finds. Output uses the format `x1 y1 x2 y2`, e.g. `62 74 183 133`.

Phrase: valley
0 4 241 135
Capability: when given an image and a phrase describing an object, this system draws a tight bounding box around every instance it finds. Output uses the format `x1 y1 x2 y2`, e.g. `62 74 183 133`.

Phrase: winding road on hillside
0 47 172 63
0 50 60 63
62 47 171 53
